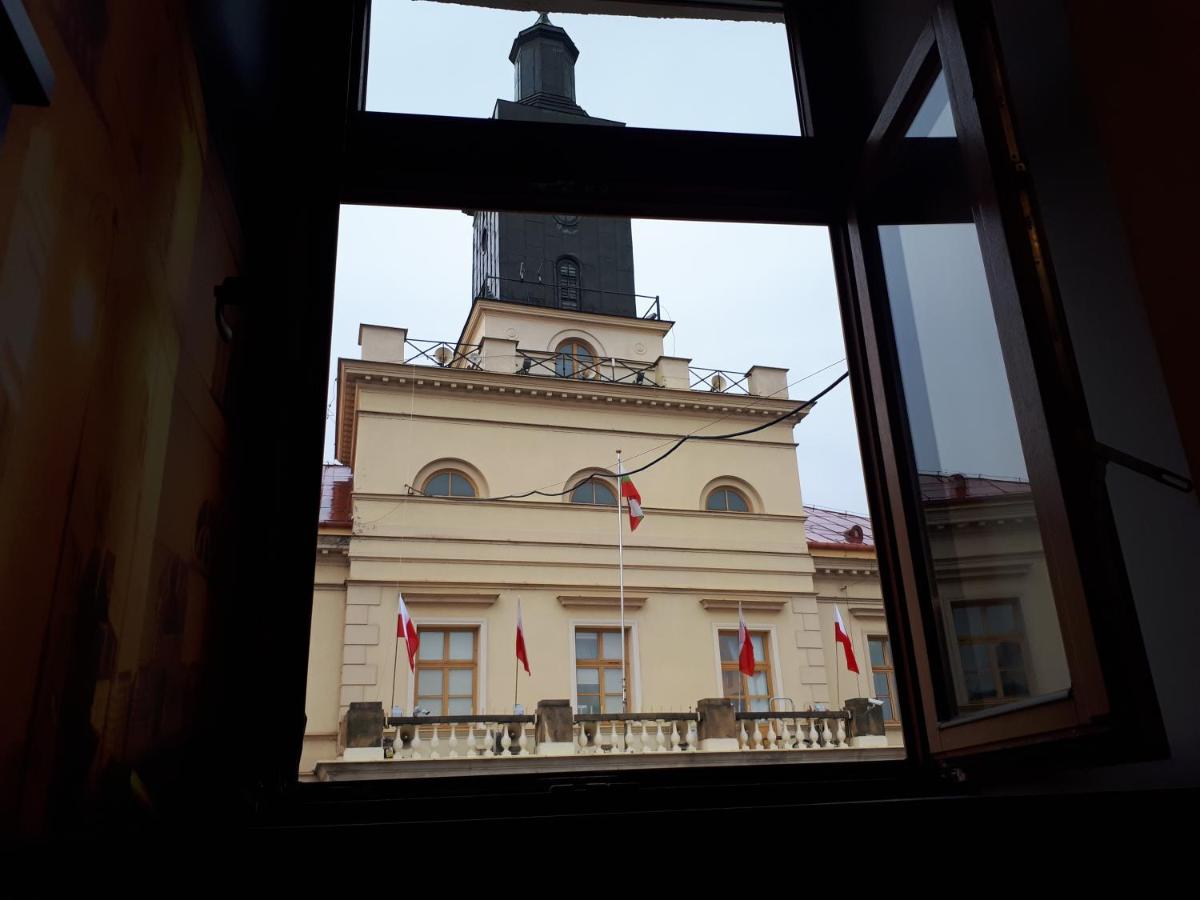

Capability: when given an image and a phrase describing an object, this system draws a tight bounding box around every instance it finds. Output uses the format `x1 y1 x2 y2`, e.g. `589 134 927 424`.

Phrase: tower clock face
553 214 580 227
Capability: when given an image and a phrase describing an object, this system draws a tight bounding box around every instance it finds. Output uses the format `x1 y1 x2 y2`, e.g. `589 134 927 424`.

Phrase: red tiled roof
320 464 353 527
917 472 1032 503
803 505 873 549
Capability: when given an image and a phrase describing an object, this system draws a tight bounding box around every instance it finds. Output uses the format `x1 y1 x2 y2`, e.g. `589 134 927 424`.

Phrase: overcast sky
327 1 872 514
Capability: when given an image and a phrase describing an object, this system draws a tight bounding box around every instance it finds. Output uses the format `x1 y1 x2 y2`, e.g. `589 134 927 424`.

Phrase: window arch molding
563 468 619 507
546 328 607 358
700 476 763 514
412 458 489 499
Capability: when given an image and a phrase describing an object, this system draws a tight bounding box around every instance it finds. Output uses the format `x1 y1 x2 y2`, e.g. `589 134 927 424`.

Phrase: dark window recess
557 258 580 309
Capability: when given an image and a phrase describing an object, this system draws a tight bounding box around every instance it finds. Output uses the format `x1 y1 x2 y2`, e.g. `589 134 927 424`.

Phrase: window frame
554 338 596 379
705 486 752 513
556 255 581 310
330 0 1164 786
413 627 479 717
867 635 900 725
717 628 774 713
421 468 477 498
569 477 618 507
573 627 631 715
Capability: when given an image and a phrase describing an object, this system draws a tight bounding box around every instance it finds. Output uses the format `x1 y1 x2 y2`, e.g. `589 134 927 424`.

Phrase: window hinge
1094 442 1194 494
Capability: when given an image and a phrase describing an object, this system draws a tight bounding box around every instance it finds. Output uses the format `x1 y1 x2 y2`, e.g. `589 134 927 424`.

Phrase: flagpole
513 598 520 710
616 449 627 713
390 632 400 715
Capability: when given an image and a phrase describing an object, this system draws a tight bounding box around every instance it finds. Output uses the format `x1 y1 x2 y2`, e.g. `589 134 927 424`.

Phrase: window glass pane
906 70 955 138
869 638 886 668
425 473 450 496
988 602 1016 635
873 672 891 700
602 694 625 714
747 672 768 696
721 669 742 700
603 668 623 692
751 634 765 660
575 632 598 660
880 697 895 722
576 668 600 695
447 698 472 716
448 631 474 660
367 3 801 137
417 669 442 695
749 698 769 713
418 632 444 660
706 491 726 511
448 669 473 695
417 698 443 716
450 473 475 496
718 633 738 663
879 220 1070 717
726 491 748 512
601 631 622 659
1001 670 1030 697
577 699 599 715
593 482 617 506
995 641 1024 670
570 482 594 503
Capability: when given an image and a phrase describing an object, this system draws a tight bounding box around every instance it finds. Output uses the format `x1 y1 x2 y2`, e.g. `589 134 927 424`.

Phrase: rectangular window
414 628 478 715
949 600 1031 709
718 630 772 713
574 628 628 714
868 636 898 723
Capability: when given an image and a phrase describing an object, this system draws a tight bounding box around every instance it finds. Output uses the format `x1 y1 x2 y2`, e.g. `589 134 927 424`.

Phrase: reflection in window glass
879 219 1070 716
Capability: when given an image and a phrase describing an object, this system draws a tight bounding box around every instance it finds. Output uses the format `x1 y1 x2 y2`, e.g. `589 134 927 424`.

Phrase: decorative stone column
696 697 739 752
343 701 386 761
535 699 576 756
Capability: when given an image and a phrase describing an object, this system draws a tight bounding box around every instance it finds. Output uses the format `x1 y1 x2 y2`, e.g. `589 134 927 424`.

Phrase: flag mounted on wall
396 593 419 671
515 597 531 675
738 601 756 677
833 605 860 673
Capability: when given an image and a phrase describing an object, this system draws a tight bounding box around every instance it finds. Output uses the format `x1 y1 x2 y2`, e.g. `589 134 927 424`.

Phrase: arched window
706 487 751 513
423 469 476 498
557 256 580 310
555 339 595 379
570 478 617 506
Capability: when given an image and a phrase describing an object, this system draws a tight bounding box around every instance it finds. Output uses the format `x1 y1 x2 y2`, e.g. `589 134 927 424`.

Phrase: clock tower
470 14 637 317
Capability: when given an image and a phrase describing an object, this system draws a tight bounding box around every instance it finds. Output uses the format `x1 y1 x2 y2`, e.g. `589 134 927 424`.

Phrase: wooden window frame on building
868 634 900 725
421 468 477 498
335 0 1166 781
573 627 631 715
705 486 752 513
556 256 581 310
717 628 774 713
412 626 479 716
554 338 596 379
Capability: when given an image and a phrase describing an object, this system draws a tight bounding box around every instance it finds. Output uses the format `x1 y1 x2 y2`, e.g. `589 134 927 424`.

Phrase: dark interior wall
990 0 1200 786
0 0 352 833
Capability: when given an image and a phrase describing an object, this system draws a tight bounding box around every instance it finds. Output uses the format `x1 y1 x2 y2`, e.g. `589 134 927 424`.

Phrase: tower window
705 487 751 513
555 339 595 379
557 257 580 309
570 478 617 506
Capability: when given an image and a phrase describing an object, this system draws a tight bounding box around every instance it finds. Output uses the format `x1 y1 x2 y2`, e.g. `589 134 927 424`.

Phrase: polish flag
396 593 419 671
738 602 756 677
515 597 531 675
834 605 860 673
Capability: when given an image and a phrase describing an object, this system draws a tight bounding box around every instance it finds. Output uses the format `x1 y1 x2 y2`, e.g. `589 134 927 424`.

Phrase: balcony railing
515 349 659 386
363 704 858 763
688 366 750 394
403 337 482 369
